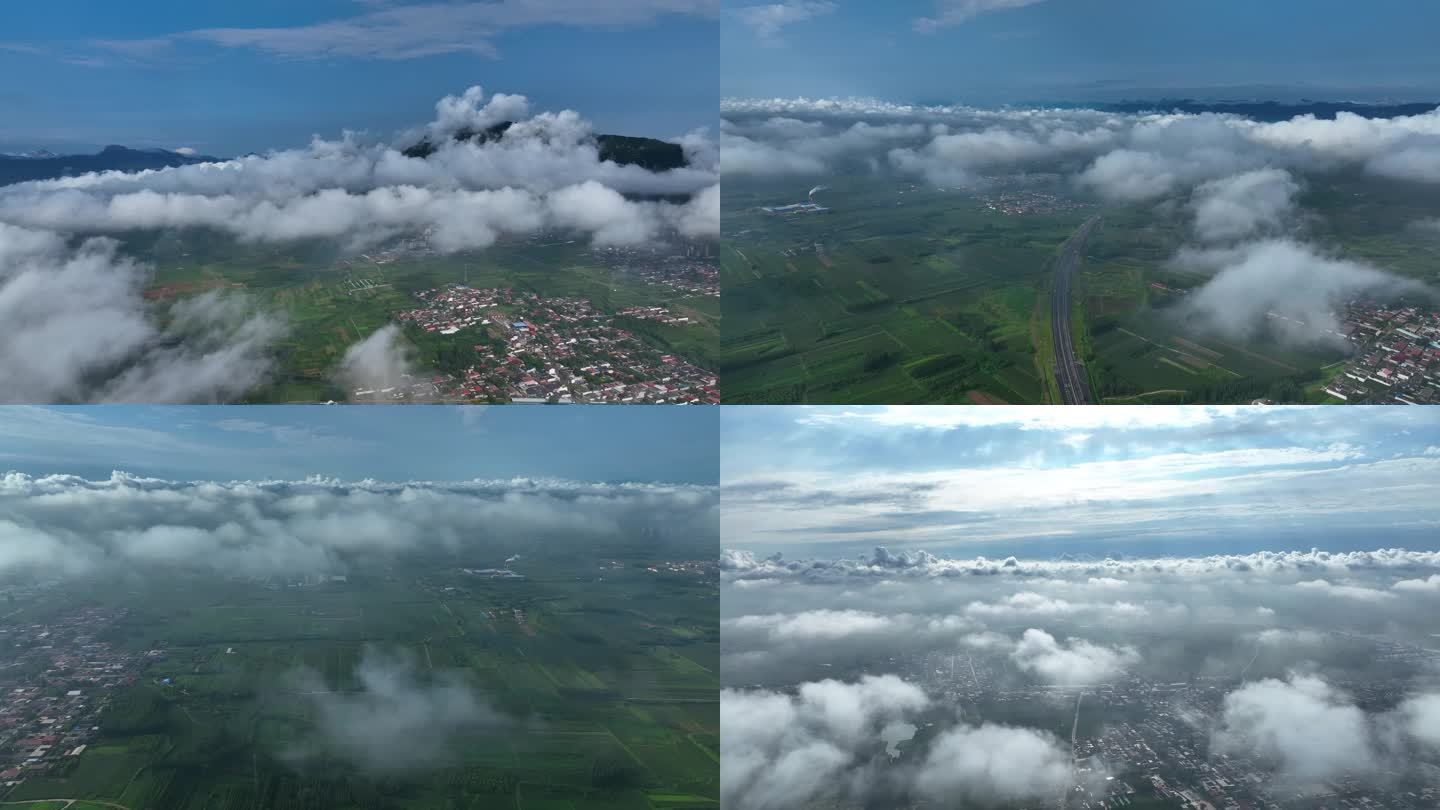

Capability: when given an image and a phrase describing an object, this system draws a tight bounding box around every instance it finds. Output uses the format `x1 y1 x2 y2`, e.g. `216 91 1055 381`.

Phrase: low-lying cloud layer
0 224 283 402
721 674 1083 809
0 472 718 580
721 545 1440 584
722 98 1440 345
287 647 507 772
1214 673 1440 787
5 87 718 249
0 86 717 402
722 545 1440 801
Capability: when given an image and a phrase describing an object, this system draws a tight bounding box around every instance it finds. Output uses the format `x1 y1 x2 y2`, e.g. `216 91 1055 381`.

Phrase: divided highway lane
1051 215 1101 405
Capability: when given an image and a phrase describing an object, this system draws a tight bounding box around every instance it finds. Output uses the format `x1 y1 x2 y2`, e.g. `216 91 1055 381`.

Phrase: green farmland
722 170 1440 404
2 555 718 810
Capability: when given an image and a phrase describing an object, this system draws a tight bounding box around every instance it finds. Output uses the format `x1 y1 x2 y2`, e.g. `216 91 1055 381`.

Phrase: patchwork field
722 177 1089 403
125 232 718 402
724 171 1440 404
3 558 718 810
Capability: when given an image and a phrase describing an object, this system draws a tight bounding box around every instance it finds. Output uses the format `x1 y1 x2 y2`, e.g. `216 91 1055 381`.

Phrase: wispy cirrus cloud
6 1 718 66
721 407 1440 551
729 1 837 46
914 0 1052 33
151 0 717 62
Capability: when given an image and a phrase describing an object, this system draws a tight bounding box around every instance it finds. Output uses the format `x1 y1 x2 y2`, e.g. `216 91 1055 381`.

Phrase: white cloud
721 675 928 809
1175 239 1424 347
721 545 1440 584
1213 674 1376 784
0 86 716 401
128 1 720 62
1391 573 1440 593
914 0 1052 33
0 224 282 403
1189 168 1300 243
1009 628 1139 685
722 674 1091 808
1294 578 1396 602
914 722 1076 802
731 1 837 45
0 473 718 580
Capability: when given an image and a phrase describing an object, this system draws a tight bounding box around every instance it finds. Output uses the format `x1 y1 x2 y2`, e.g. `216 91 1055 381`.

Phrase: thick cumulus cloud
725 608 976 643
720 545 1440 584
0 223 282 403
721 675 928 809
914 722 1075 802
722 98 1440 344
721 675 1081 809
0 87 718 249
723 99 1440 192
1188 168 1300 243
336 323 420 400
1009 628 1139 685
287 647 507 772
1213 674 1376 784
1212 673 1440 787
1175 239 1426 346
722 536 1440 796
0 472 718 580
0 86 717 401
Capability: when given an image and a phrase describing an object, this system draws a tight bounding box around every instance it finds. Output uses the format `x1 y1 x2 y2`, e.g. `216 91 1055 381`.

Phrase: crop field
121 231 718 402
721 176 1090 403
4 556 718 810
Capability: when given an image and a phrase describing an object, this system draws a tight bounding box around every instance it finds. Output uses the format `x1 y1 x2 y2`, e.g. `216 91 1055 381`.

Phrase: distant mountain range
1044 98 1440 122
0 126 690 188
0 145 218 186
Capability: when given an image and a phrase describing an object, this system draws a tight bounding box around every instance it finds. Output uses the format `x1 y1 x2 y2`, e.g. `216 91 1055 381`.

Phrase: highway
1050 215 1101 404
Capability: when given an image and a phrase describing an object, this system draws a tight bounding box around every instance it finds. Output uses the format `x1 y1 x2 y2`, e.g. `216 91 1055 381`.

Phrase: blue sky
0 0 717 155
0 406 718 483
722 406 1440 558
722 0 1440 104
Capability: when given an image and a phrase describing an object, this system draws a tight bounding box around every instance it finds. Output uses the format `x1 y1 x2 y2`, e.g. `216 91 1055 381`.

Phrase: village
1322 301 1440 403
396 285 719 403
0 606 157 795
590 244 719 298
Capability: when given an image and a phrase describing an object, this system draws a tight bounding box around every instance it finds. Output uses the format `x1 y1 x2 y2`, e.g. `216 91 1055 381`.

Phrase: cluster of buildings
826 633 1440 810
396 285 718 403
760 202 829 216
979 189 1096 216
641 560 717 579
617 306 693 326
591 246 719 298
461 567 524 580
0 607 157 793
1324 302 1440 403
